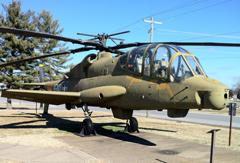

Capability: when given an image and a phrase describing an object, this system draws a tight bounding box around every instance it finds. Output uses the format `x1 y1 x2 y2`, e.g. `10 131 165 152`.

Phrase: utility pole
143 16 162 42
143 16 162 118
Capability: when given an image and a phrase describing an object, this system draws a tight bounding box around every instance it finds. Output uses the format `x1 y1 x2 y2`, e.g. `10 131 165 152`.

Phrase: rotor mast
77 31 130 51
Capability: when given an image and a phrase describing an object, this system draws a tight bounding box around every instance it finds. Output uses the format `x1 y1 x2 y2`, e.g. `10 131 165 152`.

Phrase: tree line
230 77 240 100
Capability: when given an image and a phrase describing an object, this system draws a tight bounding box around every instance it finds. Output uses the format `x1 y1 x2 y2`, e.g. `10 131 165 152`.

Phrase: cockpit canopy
120 43 206 83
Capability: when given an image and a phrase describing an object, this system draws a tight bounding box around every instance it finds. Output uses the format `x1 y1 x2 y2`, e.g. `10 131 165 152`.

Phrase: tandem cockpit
120 43 206 83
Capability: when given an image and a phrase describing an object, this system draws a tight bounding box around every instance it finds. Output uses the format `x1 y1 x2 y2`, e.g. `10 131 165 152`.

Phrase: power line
188 49 240 55
160 0 231 22
177 30 240 41
131 0 231 35
200 56 240 59
155 28 240 39
115 0 207 32
148 0 208 21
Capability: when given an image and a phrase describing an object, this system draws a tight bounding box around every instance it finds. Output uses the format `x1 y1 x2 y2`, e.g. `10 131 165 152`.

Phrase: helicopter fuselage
42 44 229 119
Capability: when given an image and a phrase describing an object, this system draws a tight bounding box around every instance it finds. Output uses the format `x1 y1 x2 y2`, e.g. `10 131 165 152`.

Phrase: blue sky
1 0 240 88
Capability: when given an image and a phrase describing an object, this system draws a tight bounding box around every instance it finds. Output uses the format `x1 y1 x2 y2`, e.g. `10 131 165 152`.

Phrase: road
132 110 240 129
1 98 239 129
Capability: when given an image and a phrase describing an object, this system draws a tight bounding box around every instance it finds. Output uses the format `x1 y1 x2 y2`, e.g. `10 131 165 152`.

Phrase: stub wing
21 83 46 86
0 86 126 105
1 90 80 105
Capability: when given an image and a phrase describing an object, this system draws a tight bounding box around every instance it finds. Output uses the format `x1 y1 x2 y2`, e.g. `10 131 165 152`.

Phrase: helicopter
0 26 240 136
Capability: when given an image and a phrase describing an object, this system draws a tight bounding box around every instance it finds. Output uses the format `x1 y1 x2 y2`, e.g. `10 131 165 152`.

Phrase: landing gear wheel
130 117 138 132
78 103 98 136
65 103 71 110
124 117 139 133
82 119 94 135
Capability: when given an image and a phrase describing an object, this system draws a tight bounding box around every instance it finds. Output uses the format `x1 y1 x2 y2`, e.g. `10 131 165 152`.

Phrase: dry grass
0 158 22 163
137 116 240 151
0 108 239 152
0 109 77 149
189 101 240 115
189 107 240 115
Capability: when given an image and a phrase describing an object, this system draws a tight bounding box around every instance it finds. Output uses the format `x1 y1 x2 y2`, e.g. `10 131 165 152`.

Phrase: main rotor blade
108 31 130 37
109 37 125 41
110 42 146 49
0 26 100 47
77 33 97 37
162 42 240 47
110 42 240 50
0 47 95 68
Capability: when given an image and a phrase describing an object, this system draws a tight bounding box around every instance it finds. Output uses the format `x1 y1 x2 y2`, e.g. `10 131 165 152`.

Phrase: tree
0 1 71 109
0 1 37 109
232 76 240 100
229 89 234 99
34 9 72 81
0 1 37 88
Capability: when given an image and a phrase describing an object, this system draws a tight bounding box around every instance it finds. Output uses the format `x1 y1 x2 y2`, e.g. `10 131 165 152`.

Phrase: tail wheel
130 117 138 132
82 119 94 135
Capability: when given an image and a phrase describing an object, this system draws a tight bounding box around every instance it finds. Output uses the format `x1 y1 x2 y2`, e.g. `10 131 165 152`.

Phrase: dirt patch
0 109 239 152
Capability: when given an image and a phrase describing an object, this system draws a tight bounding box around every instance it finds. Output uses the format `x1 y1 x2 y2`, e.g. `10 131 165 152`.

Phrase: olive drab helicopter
0 26 240 136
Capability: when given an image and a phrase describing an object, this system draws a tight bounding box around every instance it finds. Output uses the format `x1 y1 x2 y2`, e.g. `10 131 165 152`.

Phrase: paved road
1 98 240 129
132 110 240 129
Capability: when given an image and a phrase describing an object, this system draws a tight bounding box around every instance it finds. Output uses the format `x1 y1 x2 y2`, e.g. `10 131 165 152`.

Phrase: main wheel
65 103 71 110
82 119 94 135
130 117 138 132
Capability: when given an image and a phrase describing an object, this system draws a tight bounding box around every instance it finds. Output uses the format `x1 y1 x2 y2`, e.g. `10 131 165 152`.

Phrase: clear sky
1 0 240 88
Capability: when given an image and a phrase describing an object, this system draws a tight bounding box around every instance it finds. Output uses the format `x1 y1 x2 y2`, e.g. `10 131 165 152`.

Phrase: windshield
170 56 193 83
185 56 204 75
194 57 206 75
170 45 190 54
119 44 206 82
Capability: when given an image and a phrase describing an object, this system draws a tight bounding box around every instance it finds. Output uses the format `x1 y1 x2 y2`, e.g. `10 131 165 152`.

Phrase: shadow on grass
139 127 177 133
0 107 35 110
0 112 176 146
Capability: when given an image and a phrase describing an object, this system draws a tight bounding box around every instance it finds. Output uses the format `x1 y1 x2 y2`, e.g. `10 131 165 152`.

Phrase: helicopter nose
203 89 228 110
183 77 229 110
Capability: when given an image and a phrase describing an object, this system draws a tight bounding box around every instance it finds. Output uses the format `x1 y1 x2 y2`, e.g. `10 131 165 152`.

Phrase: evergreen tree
0 1 37 109
0 0 37 88
34 10 72 81
0 1 71 108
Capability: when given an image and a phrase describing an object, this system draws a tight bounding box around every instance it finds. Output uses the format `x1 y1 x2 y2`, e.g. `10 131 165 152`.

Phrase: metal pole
210 130 216 163
150 16 153 43
229 103 233 146
207 129 220 163
19 88 22 105
36 102 37 114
